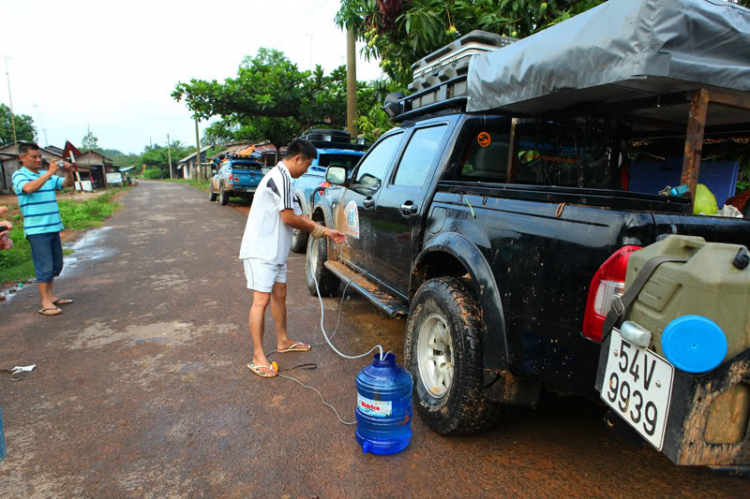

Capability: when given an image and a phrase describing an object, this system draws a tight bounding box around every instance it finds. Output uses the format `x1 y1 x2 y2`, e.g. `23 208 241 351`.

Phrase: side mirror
211 170 217 175
326 166 347 185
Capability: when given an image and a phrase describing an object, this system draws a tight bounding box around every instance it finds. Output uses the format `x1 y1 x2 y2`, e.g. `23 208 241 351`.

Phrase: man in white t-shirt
240 139 346 378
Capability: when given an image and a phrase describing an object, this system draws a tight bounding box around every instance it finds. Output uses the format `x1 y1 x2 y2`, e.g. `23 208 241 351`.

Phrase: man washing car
240 139 346 377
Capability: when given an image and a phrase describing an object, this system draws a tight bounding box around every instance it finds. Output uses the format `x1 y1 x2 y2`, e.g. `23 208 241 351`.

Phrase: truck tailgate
652 213 750 247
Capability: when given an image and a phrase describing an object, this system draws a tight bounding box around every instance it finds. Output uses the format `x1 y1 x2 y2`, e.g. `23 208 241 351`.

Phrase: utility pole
194 117 202 180
4 55 18 154
33 104 48 146
166 133 173 179
346 27 358 139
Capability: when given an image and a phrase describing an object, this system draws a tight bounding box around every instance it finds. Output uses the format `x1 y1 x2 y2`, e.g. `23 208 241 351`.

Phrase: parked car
209 157 266 205
290 130 366 253
306 22 750 451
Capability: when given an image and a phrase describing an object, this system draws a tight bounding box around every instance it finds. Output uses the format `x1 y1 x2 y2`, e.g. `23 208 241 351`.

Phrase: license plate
601 328 675 451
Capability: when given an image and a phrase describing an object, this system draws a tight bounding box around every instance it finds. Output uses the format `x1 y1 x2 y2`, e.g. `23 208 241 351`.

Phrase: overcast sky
2 0 382 155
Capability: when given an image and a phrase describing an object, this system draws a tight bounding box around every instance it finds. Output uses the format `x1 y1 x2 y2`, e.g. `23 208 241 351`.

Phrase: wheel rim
309 237 319 277
417 312 454 398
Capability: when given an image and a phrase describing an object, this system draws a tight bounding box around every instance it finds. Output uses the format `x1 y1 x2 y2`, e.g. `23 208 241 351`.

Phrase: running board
323 261 408 318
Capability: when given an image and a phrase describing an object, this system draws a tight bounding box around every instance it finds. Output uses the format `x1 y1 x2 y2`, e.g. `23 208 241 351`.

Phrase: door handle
400 202 418 216
363 197 375 208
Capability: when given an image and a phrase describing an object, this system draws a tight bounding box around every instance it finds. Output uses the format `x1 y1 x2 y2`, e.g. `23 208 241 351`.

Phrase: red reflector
582 245 642 342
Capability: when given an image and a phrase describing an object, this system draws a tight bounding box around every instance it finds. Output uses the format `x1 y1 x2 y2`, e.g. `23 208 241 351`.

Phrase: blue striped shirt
12 167 65 236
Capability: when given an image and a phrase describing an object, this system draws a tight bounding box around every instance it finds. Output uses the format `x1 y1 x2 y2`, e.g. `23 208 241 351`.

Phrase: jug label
357 394 392 417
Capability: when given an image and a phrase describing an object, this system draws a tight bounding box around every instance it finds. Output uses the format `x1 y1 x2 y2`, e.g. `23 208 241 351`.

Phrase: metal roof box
407 30 516 112
300 129 351 144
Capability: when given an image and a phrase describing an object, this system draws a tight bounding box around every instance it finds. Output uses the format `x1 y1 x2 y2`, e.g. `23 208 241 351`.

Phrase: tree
172 48 352 153
0 103 35 146
139 141 194 174
336 0 610 86
81 131 101 153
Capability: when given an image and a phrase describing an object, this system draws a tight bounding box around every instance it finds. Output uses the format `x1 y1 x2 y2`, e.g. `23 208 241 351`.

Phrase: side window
393 125 447 188
353 132 404 192
458 132 510 182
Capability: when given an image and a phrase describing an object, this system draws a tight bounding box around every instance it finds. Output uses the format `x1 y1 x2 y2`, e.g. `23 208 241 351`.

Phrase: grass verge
160 178 211 191
0 188 127 285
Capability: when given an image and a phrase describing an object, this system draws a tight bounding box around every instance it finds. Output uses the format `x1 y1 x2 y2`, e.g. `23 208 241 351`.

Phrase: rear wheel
405 277 502 435
306 232 339 296
208 186 217 202
219 185 229 206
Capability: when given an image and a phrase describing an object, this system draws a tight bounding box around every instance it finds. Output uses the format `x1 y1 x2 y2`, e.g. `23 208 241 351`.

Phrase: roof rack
387 30 516 122
298 128 368 151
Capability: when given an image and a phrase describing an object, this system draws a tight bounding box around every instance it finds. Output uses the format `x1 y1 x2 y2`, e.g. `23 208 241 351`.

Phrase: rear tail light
228 173 234 182
582 245 642 342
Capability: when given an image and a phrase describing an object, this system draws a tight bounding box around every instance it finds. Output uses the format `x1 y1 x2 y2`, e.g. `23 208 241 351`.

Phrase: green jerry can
626 235 750 449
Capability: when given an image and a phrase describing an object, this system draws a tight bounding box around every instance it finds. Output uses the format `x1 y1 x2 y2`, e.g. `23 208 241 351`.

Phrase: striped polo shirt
12 167 65 237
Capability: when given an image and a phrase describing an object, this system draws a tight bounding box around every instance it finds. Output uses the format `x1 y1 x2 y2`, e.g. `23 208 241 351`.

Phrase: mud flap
596 334 750 467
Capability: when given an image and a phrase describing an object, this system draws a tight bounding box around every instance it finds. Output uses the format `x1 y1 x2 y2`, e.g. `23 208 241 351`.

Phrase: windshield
230 161 263 170
317 154 361 171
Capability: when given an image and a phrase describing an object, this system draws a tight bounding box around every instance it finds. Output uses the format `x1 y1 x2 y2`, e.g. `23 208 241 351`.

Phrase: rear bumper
227 185 257 193
596 334 750 467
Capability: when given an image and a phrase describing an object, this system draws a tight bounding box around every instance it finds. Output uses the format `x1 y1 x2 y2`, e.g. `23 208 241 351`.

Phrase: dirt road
0 181 745 497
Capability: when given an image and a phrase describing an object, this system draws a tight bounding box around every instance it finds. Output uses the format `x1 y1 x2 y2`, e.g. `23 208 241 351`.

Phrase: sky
1 0 383 155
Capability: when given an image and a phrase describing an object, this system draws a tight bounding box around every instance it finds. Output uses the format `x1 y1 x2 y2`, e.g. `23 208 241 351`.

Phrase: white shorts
243 258 287 293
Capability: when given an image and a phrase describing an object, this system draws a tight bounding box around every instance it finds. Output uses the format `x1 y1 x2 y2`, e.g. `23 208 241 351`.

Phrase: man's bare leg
37 282 56 310
250 290 275 374
270 281 309 351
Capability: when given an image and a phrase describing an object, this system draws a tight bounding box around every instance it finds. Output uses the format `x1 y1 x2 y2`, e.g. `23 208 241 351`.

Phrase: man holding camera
12 143 75 316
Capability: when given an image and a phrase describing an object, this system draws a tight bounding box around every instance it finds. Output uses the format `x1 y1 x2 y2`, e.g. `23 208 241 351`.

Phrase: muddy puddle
61 226 119 276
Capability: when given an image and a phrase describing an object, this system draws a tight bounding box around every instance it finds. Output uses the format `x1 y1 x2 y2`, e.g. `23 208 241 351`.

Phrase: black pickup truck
305 109 750 435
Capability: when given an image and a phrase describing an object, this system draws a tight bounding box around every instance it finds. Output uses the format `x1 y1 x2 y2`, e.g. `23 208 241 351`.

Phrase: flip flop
53 299 73 306
38 307 62 316
277 342 311 353
247 362 278 378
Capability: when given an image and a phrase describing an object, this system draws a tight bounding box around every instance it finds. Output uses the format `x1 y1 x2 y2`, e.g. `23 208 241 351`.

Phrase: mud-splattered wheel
291 228 309 254
306 231 339 297
405 277 501 435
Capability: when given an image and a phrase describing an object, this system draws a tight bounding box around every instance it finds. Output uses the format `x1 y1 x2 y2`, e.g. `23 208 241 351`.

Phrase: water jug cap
372 352 396 367
733 247 749 270
661 315 727 373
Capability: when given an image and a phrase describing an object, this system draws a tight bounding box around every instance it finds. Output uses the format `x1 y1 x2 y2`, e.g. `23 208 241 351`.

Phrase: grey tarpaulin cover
467 0 750 115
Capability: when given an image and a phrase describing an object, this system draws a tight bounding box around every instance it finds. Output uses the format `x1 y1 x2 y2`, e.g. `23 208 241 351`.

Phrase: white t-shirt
239 161 302 263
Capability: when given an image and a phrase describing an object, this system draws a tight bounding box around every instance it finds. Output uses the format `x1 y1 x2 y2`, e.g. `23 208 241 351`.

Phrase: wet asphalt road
0 181 746 498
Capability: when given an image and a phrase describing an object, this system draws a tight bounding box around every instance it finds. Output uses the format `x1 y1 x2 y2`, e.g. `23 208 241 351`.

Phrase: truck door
369 124 450 297
336 131 405 274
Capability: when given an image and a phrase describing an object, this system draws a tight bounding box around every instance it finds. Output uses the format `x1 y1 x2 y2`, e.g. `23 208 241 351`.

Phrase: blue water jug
355 352 413 455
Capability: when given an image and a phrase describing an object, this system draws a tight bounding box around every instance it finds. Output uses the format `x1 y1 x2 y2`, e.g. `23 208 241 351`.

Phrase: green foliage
58 191 123 230
355 79 405 141
100 148 140 168
143 168 163 180
81 131 101 153
0 189 125 284
0 103 36 145
139 141 194 174
336 0 607 86
173 48 353 148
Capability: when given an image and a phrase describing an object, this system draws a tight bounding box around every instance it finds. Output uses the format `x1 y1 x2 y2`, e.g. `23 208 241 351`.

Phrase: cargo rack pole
681 88 750 207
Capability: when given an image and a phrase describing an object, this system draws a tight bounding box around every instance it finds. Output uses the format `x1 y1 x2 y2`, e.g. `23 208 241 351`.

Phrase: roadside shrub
144 168 163 180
